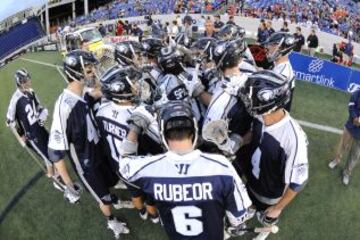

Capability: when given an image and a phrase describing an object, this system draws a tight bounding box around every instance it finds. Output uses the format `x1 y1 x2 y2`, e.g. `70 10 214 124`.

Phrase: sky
0 0 48 21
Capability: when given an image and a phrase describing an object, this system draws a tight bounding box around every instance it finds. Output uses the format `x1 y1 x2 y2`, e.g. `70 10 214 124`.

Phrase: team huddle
6 24 309 240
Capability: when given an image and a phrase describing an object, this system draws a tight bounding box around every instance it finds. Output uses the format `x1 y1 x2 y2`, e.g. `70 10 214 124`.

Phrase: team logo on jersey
110 82 125 92
347 83 360 93
53 130 64 144
308 59 324 73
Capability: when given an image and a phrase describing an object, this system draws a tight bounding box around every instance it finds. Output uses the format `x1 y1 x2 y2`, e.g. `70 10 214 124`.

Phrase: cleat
139 209 148 220
113 200 134 209
114 181 127 190
107 218 130 239
328 159 339 169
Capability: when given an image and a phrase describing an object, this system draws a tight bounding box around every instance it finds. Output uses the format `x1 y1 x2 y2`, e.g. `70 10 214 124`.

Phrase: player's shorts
27 128 51 166
79 167 113 205
98 160 119 188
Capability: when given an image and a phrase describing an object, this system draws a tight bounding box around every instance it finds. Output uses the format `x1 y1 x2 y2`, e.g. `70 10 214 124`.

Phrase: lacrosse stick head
93 44 116 74
202 119 230 146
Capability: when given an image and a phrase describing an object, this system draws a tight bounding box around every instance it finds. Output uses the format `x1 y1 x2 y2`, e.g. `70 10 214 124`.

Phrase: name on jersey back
154 182 213 202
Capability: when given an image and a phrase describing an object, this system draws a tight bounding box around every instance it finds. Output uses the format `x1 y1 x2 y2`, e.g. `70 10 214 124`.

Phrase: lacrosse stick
8 124 66 192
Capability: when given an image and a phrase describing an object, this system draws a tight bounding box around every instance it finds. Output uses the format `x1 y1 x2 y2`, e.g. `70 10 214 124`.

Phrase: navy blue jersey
48 89 102 170
345 90 360 139
120 150 252 240
246 113 309 205
204 90 252 137
7 89 45 140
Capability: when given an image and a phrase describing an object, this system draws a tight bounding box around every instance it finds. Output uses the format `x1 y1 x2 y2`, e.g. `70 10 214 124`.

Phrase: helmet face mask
239 70 290 116
115 41 144 67
158 46 185 75
15 68 32 90
100 65 142 103
64 50 99 84
213 39 245 71
263 32 296 62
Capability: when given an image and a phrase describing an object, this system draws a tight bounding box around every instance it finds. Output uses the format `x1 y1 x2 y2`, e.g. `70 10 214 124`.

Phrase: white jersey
247 112 309 204
119 149 252 240
96 102 161 164
273 60 295 89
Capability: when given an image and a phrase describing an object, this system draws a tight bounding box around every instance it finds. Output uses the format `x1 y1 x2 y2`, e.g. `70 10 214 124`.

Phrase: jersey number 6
171 206 203 236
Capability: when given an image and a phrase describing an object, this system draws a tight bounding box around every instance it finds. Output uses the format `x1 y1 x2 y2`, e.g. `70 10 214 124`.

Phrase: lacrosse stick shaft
9 126 66 191
9 126 46 172
243 225 279 234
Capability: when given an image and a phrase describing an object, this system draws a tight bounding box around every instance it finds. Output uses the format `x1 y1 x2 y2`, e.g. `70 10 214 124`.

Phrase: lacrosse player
114 40 144 68
96 65 161 222
239 70 309 240
262 32 296 111
6 69 61 186
202 38 256 156
47 50 130 239
119 101 255 240
217 24 256 66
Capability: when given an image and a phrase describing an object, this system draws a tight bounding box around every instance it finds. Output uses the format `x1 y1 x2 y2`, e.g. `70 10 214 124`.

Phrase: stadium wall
289 52 360 93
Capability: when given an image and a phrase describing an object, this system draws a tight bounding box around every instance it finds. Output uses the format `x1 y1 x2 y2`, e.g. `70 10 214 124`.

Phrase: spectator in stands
164 22 171 35
307 29 319 57
280 21 290 32
267 21 275 36
132 24 143 40
171 20 180 37
329 89 360 186
226 15 236 25
203 19 215 38
123 21 131 35
293 26 305 52
98 23 107 37
116 20 124 36
183 16 193 38
257 21 270 43
331 43 343 63
343 40 354 66
214 14 224 32
198 15 206 29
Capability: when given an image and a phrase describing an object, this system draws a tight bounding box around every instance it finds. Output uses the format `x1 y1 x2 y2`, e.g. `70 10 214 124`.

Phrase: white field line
19 57 344 135
20 57 59 68
20 57 68 83
296 120 342 135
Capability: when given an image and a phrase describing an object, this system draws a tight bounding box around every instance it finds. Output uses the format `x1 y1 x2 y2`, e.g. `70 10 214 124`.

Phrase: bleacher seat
0 17 45 60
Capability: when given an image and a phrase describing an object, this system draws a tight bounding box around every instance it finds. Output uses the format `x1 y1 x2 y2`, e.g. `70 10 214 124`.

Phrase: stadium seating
75 0 178 25
243 0 360 43
0 17 45 60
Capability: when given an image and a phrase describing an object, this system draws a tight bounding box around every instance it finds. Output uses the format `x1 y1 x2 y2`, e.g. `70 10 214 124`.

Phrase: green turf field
0 51 359 240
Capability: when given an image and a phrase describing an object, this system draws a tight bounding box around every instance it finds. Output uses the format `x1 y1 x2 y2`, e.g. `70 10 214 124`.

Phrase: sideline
0 171 43 224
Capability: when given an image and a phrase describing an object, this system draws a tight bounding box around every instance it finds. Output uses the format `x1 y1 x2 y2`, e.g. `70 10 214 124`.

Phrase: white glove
127 106 157 134
6 119 16 128
227 223 247 237
178 69 205 98
38 108 48 126
217 134 243 157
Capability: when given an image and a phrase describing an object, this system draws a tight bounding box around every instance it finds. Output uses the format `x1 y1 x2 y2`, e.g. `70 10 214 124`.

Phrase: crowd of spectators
73 0 360 45
240 0 360 43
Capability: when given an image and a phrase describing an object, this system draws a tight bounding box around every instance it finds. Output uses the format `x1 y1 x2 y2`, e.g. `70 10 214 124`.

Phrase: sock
139 208 147 215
